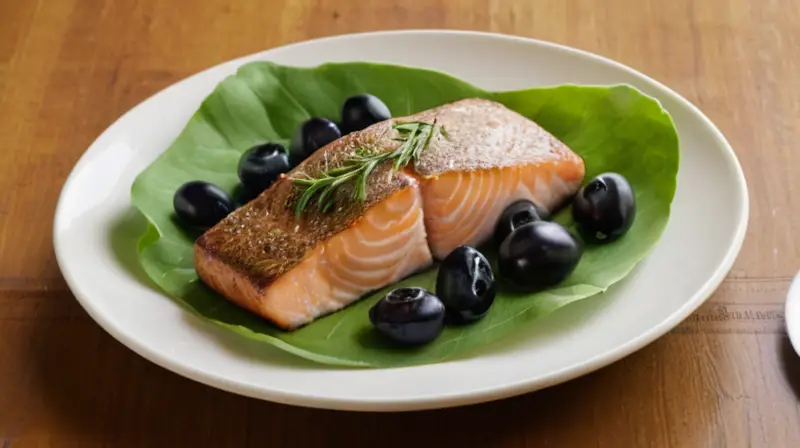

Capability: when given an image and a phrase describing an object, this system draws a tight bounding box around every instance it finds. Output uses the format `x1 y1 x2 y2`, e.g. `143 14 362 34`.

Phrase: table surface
1 0 798 446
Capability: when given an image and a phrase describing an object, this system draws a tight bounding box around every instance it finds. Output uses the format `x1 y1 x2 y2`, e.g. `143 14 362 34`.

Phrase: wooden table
1 0 798 446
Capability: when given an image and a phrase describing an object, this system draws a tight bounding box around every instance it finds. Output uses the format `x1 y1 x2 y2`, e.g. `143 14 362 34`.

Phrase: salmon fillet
407 100 585 258
194 98 585 330
195 183 431 329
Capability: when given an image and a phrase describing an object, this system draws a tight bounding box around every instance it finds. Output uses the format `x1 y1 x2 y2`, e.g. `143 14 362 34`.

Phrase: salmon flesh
194 98 585 330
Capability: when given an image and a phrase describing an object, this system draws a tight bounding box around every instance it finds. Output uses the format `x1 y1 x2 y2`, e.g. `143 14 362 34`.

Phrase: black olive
368 287 445 345
233 183 257 207
435 245 496 324
173 181 235 230
498 221 583 290
493 199 550 246
237 143 290 196
289 117 341 166
340 94 391 134
572 173 636 243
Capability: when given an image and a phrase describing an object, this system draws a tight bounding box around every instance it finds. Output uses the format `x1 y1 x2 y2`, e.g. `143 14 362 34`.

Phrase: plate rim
53 29 750 411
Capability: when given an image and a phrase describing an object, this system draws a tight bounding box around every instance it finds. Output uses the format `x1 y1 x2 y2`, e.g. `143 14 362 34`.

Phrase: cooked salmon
408 100 585 258
194 98 585 330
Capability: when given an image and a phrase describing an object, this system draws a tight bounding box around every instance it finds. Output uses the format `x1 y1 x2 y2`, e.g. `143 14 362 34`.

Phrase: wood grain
1 0 798 446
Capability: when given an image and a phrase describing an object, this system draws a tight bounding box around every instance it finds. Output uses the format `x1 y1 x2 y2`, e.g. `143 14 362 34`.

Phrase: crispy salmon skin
194 98 584 329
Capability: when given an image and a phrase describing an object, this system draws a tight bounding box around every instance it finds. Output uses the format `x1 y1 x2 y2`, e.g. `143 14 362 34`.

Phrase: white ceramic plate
54 30 748 412
785 272 800 355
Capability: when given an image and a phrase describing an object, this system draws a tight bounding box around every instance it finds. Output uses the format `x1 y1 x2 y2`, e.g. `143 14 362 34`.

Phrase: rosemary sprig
292 120 444 217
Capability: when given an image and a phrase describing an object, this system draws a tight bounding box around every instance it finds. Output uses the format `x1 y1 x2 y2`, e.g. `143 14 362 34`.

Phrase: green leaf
129 61 679 368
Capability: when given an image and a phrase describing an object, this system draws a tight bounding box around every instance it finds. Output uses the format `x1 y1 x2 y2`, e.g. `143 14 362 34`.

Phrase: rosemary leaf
296 180 329 217
292 120 444 216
